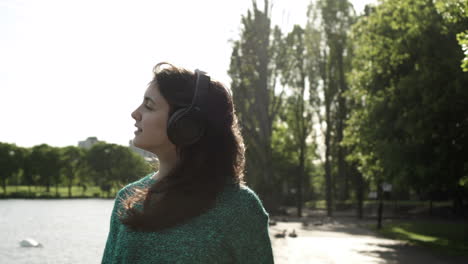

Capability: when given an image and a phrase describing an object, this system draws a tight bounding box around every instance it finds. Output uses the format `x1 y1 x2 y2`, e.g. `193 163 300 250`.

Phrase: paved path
268 217 468 264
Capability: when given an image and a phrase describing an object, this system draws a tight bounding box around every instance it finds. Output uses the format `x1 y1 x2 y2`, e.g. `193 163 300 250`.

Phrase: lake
0 199 114 264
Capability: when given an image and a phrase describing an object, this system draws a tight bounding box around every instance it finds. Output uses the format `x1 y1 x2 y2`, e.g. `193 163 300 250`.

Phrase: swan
288 229 297 238
19 238 42 248
274 229 287 238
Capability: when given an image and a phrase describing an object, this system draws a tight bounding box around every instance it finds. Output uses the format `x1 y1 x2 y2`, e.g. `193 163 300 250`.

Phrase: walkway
269 217 468 264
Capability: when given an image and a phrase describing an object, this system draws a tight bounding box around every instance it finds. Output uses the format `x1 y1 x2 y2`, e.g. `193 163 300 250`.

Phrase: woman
101 62 274 263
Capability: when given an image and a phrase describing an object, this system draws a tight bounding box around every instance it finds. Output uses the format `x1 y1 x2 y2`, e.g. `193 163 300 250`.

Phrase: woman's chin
132 140 156 153
132 138 145 149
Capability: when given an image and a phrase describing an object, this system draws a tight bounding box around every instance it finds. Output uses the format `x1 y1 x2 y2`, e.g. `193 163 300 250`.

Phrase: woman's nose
131 108 141 120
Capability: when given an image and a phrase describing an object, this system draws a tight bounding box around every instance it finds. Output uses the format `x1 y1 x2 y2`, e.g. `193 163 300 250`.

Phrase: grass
1 185 120 199
305 199 452 210
370 220 468 257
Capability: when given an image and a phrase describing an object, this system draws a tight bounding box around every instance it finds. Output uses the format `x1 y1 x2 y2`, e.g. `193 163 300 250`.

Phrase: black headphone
166 69 210 146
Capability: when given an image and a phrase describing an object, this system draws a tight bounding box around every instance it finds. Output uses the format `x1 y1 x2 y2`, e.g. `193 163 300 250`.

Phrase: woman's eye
144 104 152 110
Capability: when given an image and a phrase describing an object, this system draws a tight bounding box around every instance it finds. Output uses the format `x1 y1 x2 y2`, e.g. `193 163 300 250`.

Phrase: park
1 0 467 263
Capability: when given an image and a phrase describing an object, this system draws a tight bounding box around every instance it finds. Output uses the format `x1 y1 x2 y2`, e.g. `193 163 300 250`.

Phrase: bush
38 193 56 199
9 191 36 198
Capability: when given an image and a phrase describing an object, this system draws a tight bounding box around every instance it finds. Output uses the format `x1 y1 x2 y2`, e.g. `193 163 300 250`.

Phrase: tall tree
307 0 354 216
279 25 317 217
228 0 284 210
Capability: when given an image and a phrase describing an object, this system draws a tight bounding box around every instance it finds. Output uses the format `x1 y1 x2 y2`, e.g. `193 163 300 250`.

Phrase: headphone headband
187 69 209 114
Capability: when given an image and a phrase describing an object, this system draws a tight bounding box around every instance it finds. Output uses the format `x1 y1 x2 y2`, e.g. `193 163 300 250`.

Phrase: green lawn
371 220 468 256
1 185 120 198
305 199 452 210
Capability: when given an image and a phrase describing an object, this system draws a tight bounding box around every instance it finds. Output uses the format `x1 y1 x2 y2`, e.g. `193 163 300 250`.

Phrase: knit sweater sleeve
101 186 130 264
224 187 274 264
101 194 119 263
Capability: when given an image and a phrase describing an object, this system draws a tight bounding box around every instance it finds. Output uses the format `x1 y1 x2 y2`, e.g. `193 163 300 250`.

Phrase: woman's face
131 84 175 155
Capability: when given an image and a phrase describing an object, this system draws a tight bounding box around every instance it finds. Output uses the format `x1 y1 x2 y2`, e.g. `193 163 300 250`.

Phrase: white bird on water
19 238 43 248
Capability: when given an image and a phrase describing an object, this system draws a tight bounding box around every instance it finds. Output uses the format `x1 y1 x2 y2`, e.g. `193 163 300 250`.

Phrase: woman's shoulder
116 172 156 198
219 183 270 219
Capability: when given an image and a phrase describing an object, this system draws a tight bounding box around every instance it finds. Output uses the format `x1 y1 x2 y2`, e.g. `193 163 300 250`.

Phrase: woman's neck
152 150 177 181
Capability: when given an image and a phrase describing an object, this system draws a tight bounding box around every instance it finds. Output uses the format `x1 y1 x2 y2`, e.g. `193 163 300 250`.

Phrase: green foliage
0 141 153 198
60 146 86 197
345 0 468 205
7 191 36 198
434 0 468 71
456 31 468 71
87 143 152 197
0 143 22 192
30 144 61 192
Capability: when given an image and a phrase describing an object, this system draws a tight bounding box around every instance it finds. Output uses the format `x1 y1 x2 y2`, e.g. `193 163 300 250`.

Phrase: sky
1 0 376 148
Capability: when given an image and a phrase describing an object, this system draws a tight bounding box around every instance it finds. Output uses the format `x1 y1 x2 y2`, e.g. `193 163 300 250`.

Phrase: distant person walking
101 62 274 263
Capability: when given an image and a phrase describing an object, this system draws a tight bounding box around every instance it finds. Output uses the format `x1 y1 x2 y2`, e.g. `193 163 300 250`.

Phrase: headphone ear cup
167 108 205 146
167 108 186 132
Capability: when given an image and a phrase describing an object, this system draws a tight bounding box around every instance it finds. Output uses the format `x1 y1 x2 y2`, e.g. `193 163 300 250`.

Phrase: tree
278 25 317 217
87 143 152 197
306 0 355 216
87 143 117 197
30 144 61 194
19 147 35 194
49 147 62 197
228 0 284 210
61 146 85 198
0 143 21 193
345 0 468 224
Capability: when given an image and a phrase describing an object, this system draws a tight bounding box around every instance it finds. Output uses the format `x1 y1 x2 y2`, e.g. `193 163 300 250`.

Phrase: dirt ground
268 216 468 264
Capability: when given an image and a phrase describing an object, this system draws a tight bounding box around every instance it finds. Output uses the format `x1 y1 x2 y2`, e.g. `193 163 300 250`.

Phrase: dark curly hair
119 62 246 232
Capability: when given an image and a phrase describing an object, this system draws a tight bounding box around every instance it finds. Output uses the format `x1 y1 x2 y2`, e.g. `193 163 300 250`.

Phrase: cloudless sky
1 0 375 148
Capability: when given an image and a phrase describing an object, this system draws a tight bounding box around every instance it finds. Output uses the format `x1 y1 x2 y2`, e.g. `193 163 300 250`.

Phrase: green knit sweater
101 172 274 264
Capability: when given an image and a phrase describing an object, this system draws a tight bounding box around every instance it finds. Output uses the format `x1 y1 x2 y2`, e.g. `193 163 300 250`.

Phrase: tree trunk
377 180 383 229
68 174 72 198
429 198 433 216
297 143 305 217
325 104 333 217
336 49 348 201
356 170 364 219
1 179 6 194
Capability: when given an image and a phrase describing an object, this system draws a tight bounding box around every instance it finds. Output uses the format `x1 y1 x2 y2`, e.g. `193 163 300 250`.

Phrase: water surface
0 199 114 264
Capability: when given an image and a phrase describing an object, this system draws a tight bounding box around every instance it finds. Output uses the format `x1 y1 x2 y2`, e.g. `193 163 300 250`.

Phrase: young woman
101 62 274 263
